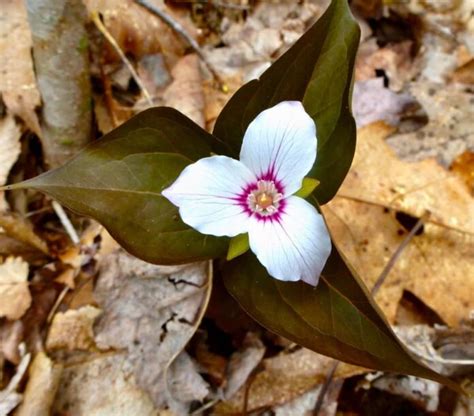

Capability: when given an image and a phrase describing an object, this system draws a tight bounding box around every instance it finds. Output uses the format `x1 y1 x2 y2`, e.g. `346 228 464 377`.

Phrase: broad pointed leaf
222 241 461 392
7 108 228 264
213 0 360 204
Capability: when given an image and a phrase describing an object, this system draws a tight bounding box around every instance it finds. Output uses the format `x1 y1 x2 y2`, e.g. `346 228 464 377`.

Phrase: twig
312 361 339 415
46 285 70 324
133 0 226 90
99 51 119 129
336 194 472 236
313 215 427 415
211 0 251 10
52 200 80 244
371 215 426 295
90 11 153 107
190 397 220 415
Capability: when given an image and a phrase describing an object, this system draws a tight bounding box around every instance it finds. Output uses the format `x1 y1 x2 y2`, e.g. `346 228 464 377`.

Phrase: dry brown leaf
451 58 474 84
93 251 211 410
273 380 343 416
353 78 415 128
0 213 49 255
0 0 41 136
46 306 102 352
216 348 362 414
450 150 474 194
323 122 474 324
203 75 243 131
204 1 321 80
0 257 31 320
356 40 419 91
163 54 205 128
52 353 157 416
386 81 474 166
0 235 47 266
370 372 440 412
0 114 22 212
0 321 24 364
14 352 62 416
223 332 265 400
84 0 192 65
137 53 172 98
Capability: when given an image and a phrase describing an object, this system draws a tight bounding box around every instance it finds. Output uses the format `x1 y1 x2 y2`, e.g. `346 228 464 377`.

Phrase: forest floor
0 0 473 415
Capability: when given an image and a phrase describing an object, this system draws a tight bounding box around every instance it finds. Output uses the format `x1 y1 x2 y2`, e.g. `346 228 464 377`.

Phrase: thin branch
336 194 472 236
52 200 80 244
371 215 426 295
90 11 153 107
133 0 226 90
312 360 339 415
212 0 251 10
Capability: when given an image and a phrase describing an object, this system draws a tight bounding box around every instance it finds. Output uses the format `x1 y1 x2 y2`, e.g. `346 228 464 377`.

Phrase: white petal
162 156 257 237
248 196 331 286
240 101 317 196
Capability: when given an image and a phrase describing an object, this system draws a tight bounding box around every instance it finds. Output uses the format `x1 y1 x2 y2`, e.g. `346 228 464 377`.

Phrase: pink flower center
247 180 283 216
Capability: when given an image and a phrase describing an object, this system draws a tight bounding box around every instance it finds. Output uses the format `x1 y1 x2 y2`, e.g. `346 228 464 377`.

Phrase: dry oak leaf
0 257 31 320
0 0 41 136
323 122 474 325
215 348 362 414
0 212 49 255
52 353 157 416
46 306 102 352
84 0 193 65
93 251 211 410
451 150 474 195
163 54 206 128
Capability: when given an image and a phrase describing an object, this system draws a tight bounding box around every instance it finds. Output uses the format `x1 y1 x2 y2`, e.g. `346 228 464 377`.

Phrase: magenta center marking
234 172 286 222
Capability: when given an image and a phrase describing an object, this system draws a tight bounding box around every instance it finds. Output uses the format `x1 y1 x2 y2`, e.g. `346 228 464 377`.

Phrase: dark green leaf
213 0 360 204
7 108 228 264
222 245 461 392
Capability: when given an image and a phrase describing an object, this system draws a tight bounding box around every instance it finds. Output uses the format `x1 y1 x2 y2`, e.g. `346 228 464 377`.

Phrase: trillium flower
162 101 331 286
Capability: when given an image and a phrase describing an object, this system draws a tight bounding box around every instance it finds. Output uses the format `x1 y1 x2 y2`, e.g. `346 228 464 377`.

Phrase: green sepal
294 177 320 199
226 233 250 261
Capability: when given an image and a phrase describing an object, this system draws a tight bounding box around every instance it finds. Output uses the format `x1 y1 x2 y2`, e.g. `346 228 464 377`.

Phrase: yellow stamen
256 193 273 209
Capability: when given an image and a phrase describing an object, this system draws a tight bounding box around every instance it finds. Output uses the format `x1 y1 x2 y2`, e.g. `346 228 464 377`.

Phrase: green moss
60 138 74 146
77 36 89 53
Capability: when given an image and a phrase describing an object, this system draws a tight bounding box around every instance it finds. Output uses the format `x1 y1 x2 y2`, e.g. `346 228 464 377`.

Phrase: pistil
247 180 283 216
